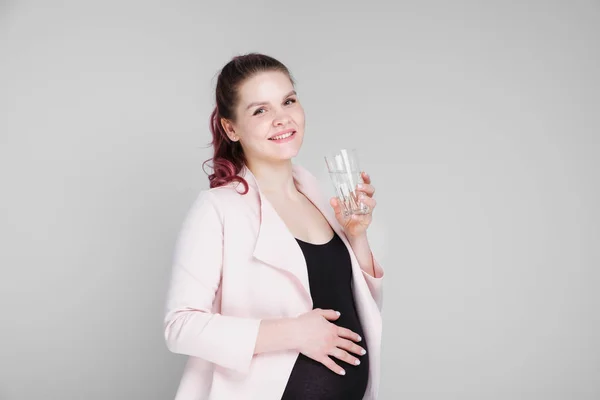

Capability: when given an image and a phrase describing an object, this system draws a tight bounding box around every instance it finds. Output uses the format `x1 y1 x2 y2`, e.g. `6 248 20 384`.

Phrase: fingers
336 326 362 343
336 337 367 357
329 197 348 220
330 197 341 212
356 182 375 197
309 311 367 376
320 355 346 376
361 171 371 185
315 308 341 321
329 347 362 366
357 193 376 210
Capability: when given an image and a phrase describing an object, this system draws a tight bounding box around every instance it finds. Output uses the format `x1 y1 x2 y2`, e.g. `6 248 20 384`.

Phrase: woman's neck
246 160 299 198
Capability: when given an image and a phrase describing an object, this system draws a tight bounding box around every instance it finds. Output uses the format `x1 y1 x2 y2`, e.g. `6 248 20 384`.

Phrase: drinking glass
324 148 370 216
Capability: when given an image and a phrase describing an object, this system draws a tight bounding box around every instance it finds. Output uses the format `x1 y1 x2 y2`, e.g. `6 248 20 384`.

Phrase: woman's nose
272 110 291 126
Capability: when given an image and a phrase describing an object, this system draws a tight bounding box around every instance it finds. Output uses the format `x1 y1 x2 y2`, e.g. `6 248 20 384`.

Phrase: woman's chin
263 150 299 164
272 144 302 160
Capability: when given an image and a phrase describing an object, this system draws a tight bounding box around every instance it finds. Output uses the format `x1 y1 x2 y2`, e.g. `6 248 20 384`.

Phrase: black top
280 231 369 400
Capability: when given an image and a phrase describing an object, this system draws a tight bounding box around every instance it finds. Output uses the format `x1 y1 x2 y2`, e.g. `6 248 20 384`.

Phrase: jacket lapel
240 166 313 310
290 165 347 248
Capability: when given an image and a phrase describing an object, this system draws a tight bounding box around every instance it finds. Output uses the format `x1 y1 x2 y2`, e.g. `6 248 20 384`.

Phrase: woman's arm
348 233 385 311
330 171 385 311
164 190 262 374
347 233 376 278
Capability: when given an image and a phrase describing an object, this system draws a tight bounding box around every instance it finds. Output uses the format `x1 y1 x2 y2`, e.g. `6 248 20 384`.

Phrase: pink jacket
164 164 385 399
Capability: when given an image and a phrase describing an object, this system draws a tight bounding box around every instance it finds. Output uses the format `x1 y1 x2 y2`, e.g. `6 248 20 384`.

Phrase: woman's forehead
238 71 294 102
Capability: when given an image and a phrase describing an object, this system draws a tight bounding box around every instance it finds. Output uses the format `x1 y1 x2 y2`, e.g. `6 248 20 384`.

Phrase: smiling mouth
268 131 296 140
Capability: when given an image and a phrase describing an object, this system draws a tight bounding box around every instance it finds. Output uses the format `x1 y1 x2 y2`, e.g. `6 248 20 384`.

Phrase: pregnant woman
163 53 384 399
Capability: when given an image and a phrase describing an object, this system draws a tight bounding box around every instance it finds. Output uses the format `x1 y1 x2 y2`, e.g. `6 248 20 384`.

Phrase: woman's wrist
254 317 299 355
346 233 376 277
347 232 368 247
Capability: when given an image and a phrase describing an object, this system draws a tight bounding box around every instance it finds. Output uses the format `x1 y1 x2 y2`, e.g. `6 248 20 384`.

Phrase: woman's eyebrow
245 90 297 111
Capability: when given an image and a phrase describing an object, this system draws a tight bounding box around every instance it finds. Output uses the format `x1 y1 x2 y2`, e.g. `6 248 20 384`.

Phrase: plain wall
1 1 599 399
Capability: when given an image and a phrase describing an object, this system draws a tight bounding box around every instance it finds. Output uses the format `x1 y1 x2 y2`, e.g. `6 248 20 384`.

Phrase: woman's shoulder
188 180 257 216
207 182 249 198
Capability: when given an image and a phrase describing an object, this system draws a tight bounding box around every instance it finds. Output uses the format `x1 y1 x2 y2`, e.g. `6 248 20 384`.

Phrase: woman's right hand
291 308 366 375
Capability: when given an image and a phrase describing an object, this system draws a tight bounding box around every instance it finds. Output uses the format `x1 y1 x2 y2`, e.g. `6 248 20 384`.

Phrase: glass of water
324 148 370 216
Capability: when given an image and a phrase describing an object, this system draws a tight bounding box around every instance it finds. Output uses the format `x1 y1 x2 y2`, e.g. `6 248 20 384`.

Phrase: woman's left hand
330 171 376 238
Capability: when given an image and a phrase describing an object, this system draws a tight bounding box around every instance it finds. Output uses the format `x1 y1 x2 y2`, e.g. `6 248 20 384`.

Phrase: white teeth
270 131 294 140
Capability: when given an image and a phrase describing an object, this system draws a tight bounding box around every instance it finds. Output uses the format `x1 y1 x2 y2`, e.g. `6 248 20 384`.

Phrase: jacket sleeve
361 255 385 312
163 190 261 374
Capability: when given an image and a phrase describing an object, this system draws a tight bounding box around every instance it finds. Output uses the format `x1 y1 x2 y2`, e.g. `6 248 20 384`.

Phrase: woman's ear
220 118 239 142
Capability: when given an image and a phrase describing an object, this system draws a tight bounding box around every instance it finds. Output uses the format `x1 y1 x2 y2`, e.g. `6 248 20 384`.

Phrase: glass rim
324 148 361 173
323 148 358 160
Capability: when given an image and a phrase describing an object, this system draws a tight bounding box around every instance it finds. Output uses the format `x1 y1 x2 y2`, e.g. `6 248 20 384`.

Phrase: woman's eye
253 108 266 116
284 98 297 105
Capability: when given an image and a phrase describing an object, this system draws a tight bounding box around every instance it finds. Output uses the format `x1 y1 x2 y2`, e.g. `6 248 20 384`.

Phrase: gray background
1 1 599 399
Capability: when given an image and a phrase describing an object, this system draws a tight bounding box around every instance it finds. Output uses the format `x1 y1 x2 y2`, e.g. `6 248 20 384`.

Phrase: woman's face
223 70 305 166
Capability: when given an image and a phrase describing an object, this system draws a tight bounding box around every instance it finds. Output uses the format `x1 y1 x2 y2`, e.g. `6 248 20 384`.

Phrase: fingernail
357 335 361 341
361 349 367 355
354 359 360 365
340 369 346 375
357 183 363 189
336 311 341 316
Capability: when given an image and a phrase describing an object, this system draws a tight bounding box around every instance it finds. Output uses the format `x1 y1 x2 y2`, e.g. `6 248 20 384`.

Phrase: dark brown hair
202 53 295 194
